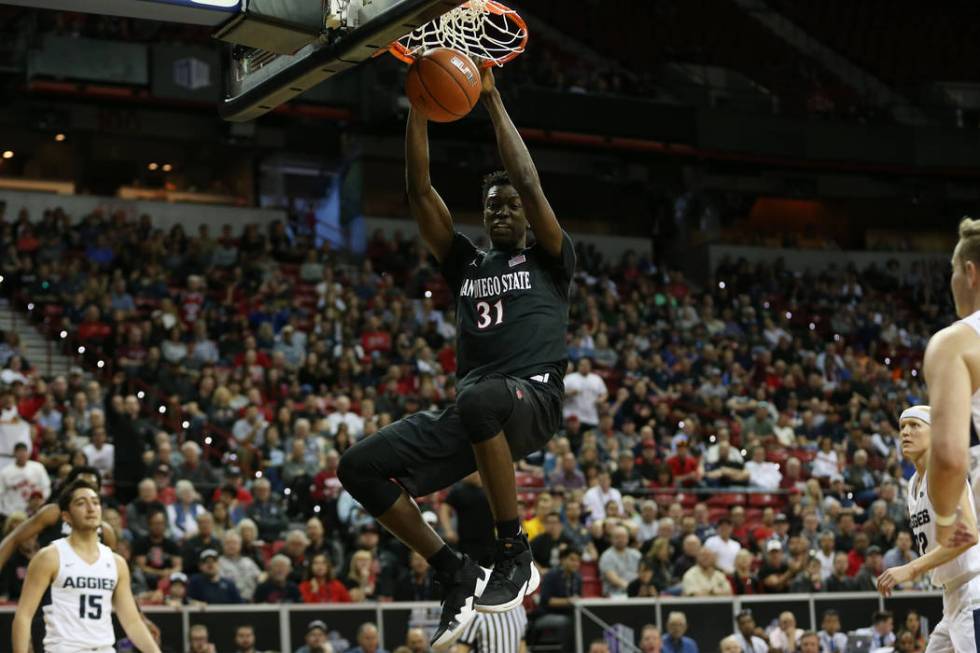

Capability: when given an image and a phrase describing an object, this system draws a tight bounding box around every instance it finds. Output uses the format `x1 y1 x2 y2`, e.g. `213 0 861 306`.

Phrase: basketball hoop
386 0 528 68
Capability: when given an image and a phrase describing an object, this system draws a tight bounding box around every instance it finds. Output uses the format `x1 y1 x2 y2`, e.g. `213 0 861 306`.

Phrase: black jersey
441 230 575 392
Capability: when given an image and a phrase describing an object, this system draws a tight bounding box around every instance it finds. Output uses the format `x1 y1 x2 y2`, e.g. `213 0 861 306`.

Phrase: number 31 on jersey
475 300 504 329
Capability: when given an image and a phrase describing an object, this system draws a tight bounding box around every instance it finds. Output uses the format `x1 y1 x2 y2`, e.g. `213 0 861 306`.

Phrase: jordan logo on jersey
909 508 930 529
459 271 532 299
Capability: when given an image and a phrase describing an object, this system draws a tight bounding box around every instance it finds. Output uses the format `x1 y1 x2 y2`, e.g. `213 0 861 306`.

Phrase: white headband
900 406 930 425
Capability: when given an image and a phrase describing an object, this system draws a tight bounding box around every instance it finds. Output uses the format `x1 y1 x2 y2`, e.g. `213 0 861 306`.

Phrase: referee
456 604 528 653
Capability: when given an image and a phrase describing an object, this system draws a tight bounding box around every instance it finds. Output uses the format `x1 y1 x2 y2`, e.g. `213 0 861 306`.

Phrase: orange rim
384 0 528 67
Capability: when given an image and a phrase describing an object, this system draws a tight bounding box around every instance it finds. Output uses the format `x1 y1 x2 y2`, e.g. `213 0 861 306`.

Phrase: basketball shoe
475 533 540 613
430 554 491 649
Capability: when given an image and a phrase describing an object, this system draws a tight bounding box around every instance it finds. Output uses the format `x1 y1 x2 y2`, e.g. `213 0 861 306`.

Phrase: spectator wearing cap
563 358 607 431
254 554 302 603
702 517 741 575
0 442 51 515
165 572 190 607
247 477 288 541
188 548 242 604
167 479 205 541
294 619 334 653
218 529 262 601
582 467 624 523
126 478 166 539
665 437 701 488
852 545 883 591
176 441 219 490
758 540 795 593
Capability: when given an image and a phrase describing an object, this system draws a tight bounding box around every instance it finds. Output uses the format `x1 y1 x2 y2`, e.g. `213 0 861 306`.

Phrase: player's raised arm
113 554 162 653
12 546 58 653
406 107 454 263
0 503 58 569
479 67 563 258
924 325 974 541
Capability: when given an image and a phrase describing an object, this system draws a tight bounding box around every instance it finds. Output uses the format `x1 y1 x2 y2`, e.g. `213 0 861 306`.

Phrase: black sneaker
430 555 491 650
474 534 540 613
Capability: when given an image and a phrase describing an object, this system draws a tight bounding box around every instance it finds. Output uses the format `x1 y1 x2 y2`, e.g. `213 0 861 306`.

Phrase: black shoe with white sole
430 555 491 650
474 534 540 613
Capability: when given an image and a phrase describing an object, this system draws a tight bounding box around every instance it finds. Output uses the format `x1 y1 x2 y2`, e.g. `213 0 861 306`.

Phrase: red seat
766 450 789 465
707 493 746 507
676 492 698 508
708 507 731 523
580 561 601 597
745 508 763 521
653 492 676 507
749 493 785 508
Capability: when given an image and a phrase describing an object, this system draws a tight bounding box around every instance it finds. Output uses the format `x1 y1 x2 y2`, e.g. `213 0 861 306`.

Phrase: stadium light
2 150 13 159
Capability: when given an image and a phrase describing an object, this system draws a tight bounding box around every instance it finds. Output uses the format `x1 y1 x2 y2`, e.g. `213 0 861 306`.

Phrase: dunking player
13 480 160 653
337 67 572 648
924 217 980 545
878 406 980 653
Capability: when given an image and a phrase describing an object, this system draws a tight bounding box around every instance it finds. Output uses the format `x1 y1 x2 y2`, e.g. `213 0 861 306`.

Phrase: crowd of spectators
0 199 953 651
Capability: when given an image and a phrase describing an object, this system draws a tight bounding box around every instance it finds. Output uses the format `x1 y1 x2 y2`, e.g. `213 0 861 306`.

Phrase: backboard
217 0 467 122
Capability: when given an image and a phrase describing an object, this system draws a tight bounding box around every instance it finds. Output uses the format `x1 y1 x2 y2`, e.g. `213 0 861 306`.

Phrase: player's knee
337 445 373 491
457 379 513 444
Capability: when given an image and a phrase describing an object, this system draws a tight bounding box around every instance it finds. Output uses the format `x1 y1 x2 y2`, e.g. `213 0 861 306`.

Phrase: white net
395 0 527 66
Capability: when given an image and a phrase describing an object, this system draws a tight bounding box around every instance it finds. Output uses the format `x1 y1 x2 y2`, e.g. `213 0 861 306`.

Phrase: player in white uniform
878 406 980 653
922 217 980 546
12 479 160 653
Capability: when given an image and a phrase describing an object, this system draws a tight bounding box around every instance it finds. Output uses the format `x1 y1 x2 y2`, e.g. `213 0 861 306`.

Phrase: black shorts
367 374 562 498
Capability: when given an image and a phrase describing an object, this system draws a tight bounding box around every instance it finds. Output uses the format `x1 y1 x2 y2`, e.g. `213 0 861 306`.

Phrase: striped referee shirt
458 607 528 653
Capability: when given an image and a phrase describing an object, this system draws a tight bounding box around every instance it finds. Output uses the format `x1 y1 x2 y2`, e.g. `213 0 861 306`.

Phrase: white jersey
43 537 118 653
907 470 980 587
955 309 980 513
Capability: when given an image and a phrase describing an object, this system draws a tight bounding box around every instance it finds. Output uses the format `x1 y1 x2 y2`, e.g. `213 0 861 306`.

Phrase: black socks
428 544 463 577
496 518 521 540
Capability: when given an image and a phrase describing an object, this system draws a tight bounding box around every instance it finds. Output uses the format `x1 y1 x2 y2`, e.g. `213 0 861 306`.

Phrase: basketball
405 48 482 123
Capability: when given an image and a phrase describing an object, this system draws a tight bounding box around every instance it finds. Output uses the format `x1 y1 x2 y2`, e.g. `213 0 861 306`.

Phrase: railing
0 591 943 653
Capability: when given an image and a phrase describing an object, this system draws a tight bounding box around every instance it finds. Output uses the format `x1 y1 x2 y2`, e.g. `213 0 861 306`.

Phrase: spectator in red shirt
847 531 870 577
77 306 111 342
360 315 392 357
299 553 351 603
666 438 701 487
